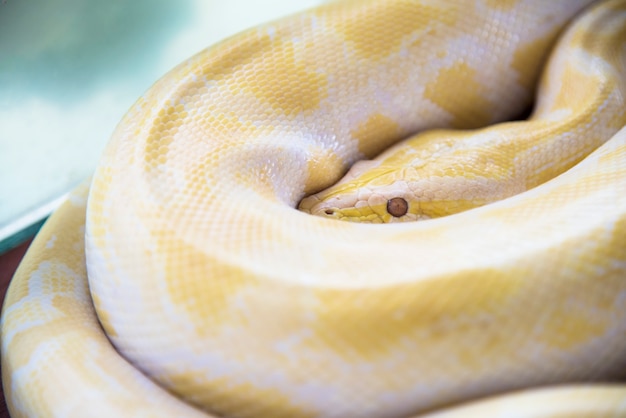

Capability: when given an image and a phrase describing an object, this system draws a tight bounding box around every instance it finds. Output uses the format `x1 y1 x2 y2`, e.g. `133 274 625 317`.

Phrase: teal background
0 0 322 254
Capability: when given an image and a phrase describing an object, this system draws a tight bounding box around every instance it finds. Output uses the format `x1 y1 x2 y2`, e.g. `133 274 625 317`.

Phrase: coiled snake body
2 0 626 417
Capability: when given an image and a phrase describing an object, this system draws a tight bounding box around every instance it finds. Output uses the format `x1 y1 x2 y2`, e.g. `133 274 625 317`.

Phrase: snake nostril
324 209 334 216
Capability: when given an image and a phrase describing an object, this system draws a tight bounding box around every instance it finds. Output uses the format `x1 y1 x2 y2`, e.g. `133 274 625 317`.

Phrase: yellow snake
2 0 626 416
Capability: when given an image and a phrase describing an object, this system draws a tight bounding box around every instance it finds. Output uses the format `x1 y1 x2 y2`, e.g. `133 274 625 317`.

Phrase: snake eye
387 197 408 217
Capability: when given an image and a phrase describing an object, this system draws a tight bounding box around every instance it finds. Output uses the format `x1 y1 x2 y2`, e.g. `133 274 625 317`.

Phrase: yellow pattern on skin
324 0 461 61
484 0 523 9
424 62 494 128
161 236 254 338
246 40 329 117
353 113 402 157
168 376 319 418
3 0 626 417
307 269 527 361
303 150 344 195
511 28 565 91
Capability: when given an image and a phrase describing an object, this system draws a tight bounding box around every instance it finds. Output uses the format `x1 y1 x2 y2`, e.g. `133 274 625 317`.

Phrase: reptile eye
387 197 408 217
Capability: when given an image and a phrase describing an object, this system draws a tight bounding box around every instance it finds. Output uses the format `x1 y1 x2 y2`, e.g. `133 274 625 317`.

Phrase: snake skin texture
301 0 626 222
2 0 626 417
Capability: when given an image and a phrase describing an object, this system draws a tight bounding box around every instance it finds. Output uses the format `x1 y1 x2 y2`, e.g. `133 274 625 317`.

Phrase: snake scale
2 0 626 416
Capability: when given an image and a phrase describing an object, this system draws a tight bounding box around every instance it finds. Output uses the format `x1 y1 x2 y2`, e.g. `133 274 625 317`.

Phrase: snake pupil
387 197 408 217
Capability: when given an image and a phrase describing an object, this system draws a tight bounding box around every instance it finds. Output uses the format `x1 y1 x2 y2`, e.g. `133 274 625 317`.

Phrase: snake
2 0 626 416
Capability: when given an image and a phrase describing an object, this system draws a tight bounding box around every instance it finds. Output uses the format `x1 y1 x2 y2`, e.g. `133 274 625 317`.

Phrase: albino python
2 0 626 416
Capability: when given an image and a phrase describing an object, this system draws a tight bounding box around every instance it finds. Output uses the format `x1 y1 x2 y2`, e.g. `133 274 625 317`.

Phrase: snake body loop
2 0 626 417
302 1 626 221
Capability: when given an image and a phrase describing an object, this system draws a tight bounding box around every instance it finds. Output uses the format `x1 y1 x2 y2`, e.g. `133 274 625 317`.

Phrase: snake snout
310 202 341 219
315 206 340 218
298 193 343 219
298 193 349 219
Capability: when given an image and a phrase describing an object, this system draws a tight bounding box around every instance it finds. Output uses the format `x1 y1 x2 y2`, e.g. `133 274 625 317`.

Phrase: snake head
298 133 508 223
299 160 424 223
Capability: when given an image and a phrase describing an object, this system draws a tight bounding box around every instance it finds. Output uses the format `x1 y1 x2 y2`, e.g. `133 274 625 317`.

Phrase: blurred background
0 0 324 254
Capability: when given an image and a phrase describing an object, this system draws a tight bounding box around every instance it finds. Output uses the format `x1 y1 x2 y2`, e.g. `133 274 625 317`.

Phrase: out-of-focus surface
0 0 323 253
